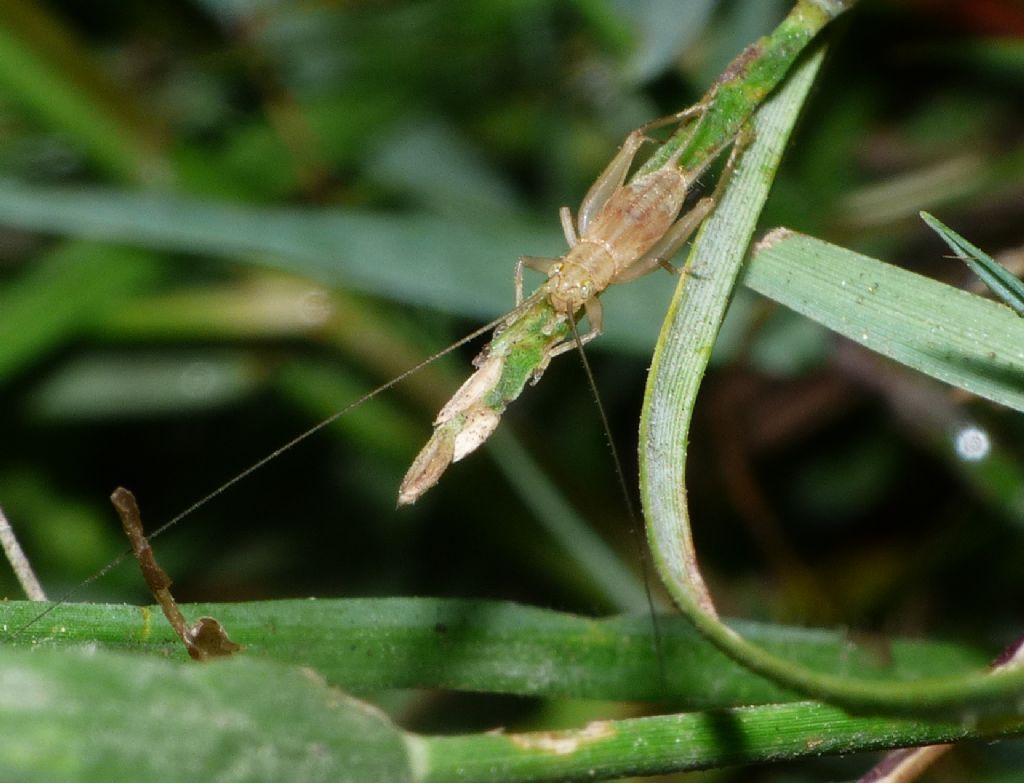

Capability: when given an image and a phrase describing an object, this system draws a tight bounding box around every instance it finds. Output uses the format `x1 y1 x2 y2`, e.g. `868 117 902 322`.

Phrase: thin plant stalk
0 505 46 601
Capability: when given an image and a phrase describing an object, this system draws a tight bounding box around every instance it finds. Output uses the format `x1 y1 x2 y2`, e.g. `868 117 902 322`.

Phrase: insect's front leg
514 255 559 305
545 297 603 360
559 207 578 247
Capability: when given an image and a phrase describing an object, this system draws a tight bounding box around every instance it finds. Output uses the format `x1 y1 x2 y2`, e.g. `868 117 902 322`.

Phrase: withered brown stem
110 487 240 661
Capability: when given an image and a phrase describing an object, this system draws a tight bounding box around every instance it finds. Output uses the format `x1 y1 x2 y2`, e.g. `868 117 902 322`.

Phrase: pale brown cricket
15 105 732 632
397 104 730 504
514 105 716 356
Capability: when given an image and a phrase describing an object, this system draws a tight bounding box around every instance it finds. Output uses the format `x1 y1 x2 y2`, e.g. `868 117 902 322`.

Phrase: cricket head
546 258 597 315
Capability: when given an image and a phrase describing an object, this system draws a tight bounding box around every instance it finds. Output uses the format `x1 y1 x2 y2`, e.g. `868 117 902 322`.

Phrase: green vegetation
1 1 1023 780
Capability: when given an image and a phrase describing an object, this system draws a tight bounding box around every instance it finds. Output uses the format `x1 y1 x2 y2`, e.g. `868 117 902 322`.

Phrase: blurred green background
1 0 1024 778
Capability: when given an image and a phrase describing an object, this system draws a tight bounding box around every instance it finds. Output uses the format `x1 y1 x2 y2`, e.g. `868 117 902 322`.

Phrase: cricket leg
577 131 648 234
635 102 707 139
579 102 709 234
560 206 578 247
515 255 559 305
545 297 603 359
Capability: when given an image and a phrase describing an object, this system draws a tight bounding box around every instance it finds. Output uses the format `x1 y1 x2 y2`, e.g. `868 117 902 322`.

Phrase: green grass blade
29 352 261 419
2 598 985 706
0 179 554 320
745 230 1024 411
0 178 686 353
641 43 1024 718
920 210 1024 317
641 37 827 626
419 700 1022 783
1 631 1017 783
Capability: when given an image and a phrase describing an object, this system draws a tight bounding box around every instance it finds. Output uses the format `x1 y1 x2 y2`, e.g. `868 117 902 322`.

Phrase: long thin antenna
568 316 667 688
14 300 536 635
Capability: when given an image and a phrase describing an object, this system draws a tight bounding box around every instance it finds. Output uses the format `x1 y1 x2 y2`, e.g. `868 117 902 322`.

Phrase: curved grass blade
641 40 828 623
641 43 1024 719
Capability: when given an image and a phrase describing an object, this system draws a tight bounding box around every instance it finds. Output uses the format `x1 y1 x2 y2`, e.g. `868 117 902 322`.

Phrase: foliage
1 0 1024 780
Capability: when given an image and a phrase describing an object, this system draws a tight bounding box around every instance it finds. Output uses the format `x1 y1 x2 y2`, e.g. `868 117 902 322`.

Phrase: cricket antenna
568 316 667 689
12 301 533 636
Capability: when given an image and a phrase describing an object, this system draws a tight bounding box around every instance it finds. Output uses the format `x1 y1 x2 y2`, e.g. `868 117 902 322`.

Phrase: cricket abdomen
586 168 688 264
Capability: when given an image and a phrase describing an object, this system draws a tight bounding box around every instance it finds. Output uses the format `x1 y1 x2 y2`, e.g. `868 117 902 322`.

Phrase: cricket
6 2 917 780
14 99 729 641
398 103 720 505
11 3 1019 780
8 0 844 642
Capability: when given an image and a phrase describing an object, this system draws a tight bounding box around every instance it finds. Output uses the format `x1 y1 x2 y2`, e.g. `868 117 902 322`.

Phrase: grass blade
745 230 1024 412
920 210 1024 317
641 40 827 624
0 646 412 783
420 700 1023 783
1 637 1019 783
641 43 1024 718
2 598 985 706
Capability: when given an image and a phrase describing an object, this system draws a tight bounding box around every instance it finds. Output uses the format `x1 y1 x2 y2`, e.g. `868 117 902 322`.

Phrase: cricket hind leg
576 130 648 235
576 103 708 235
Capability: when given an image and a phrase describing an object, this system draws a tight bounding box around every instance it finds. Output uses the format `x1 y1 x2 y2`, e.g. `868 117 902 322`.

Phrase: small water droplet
867 282 879 293
954 425 990 462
